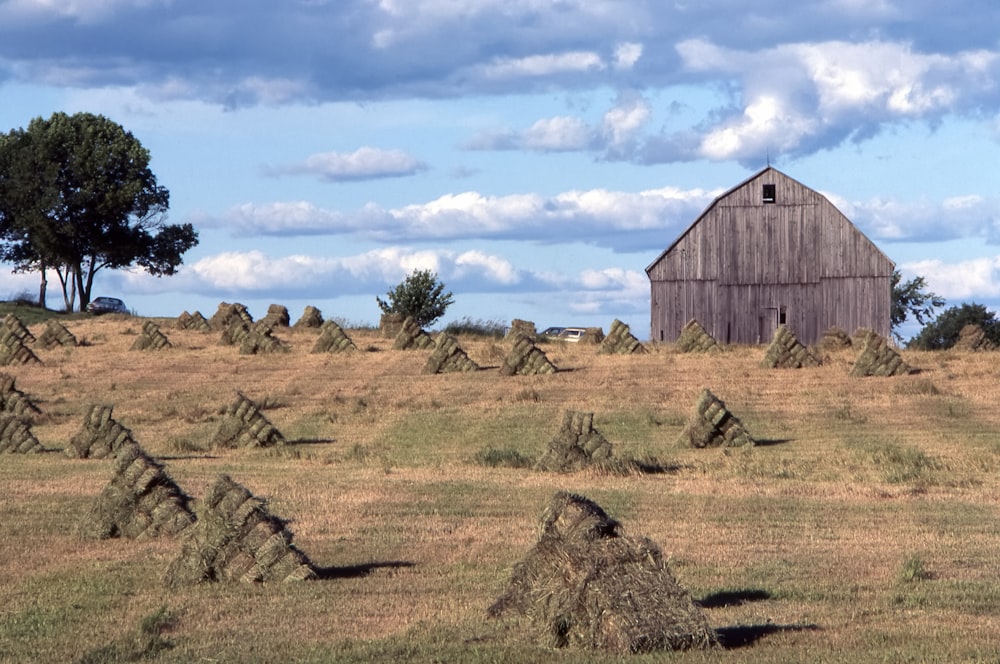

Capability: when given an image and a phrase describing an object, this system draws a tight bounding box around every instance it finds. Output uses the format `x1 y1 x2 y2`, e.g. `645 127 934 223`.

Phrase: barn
646 167 893 346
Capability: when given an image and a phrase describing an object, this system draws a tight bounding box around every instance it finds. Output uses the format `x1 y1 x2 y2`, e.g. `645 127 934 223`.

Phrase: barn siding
647 167 893 345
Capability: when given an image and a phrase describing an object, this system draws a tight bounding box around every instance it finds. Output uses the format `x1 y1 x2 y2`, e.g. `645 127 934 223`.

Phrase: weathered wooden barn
646 167 893 346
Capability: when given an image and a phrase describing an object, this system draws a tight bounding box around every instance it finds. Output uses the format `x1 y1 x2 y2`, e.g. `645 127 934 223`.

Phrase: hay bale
379 312 405 338
488 491 717 654
0 373 40 419
851 332 911 377
393 316 436 350
535 410 613 472
818 326 852 352
500 335 557 376
676 318 720 353
130 320 172 351
0 412 43 453
209 302 253 330
423 334 479 374
210 392 286 449
66 404 137 459
955 324 996 352
293 306 324 329
84 442 195 540
176 310 212 332
2 314 35 344
311 320 357 353
260 304 290 329
761 325 820 369
506 319 537 342
599 319 647 355
238 323 289 355
164 474 317 586
0 325 40 366
579 327 605 345
852 327 879 348
35 320 77 348
677 388 754 448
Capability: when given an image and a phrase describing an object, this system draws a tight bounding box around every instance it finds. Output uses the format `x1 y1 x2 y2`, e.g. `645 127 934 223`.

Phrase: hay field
3 315 1000 662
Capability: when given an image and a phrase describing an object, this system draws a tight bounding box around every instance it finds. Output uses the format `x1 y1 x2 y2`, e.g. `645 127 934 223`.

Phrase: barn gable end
646 167 893 345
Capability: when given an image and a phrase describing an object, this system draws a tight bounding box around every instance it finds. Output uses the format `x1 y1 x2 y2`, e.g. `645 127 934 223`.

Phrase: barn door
758 307 780 343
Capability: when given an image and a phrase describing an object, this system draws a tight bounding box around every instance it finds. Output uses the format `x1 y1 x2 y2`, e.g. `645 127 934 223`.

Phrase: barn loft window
762 183 776 203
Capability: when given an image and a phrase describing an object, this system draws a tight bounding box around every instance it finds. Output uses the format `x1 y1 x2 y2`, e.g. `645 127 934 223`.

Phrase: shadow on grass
715 623 821 649
753 438 794 447
289 438 338 445
315 561 416 580
697 588 771 608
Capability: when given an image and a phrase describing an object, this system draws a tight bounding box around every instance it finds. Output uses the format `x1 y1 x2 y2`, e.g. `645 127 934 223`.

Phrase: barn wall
647 168 893 345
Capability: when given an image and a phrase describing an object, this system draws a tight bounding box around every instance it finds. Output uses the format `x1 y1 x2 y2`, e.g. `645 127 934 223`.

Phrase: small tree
376 269 454 328
908 303 1000 350
891 270 945 343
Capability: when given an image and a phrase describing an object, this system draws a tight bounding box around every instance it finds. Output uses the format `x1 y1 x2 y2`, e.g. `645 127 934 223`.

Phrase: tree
908 303 1000 350
891 269 945 342
376 269 454 327
0 112 198 311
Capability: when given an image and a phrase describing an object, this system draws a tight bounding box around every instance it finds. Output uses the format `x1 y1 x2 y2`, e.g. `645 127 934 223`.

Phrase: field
2 313 1000 663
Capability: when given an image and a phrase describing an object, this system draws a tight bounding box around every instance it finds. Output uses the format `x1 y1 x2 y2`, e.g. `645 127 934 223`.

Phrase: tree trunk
37 260 47 308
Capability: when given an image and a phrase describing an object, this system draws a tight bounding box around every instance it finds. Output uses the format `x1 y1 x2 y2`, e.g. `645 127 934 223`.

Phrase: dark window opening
778 307 787 325
762 183 776 203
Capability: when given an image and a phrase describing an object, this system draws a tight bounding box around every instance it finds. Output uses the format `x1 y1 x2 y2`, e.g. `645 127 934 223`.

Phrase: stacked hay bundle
209 301 253 330
599 319 647 355
488 492 717 654
164 474 317 585
0 322 40 366
535 410 613 472
379 312 405 338
677 388 754 448
176 310 212 332
259 304 290 330
312 320 357 353
955 324 996 352
3 314 35 344
219 319 251 346
0 412 43 453
850 332 911 377
130 320 172 351
500 335 557 376
579 327 605 345
506 319 537 342
35 320 77 349
293 306 324 329
818 326 852 352
210 392 286 449
761 325 820 369
676 319 720 353
423 334 479 374
393 316 436 350
66 405 137 459
83 442 196 540
0 373 40 419
239 322 289 355
852 327 879 347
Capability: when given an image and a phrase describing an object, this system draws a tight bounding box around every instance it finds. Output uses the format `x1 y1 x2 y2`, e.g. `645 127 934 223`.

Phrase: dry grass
2 317 1000 661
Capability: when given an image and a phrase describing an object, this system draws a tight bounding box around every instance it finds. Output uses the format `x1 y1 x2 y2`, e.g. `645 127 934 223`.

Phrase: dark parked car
87 296 128 315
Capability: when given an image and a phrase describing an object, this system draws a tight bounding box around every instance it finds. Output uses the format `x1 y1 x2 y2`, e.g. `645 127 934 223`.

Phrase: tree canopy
908 303 1000 350
0 112 198 311
891 269 945 343
376 269 454 328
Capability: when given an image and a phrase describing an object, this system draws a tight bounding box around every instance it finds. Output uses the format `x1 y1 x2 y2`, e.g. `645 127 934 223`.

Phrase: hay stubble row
2 315 1000 661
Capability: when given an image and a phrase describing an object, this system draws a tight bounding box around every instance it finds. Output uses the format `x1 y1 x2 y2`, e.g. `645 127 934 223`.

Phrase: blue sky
1 0 999 340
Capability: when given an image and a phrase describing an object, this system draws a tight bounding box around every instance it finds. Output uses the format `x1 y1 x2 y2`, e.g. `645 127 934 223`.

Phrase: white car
558 327 586 342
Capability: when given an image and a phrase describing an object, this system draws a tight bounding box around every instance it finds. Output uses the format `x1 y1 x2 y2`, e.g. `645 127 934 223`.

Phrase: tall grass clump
76 606 175 663
474 446 536 469
443 317 507 338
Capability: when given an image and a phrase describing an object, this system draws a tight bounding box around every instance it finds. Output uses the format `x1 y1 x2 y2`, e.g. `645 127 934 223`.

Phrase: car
540 326 566 337
87 296 128 315
558 327 586 342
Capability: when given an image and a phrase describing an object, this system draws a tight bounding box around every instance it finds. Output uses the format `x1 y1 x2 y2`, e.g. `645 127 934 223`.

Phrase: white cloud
902 256 1000 300
613 42 643 70
521 116 593 151
479 51 606 79
269 147 428 182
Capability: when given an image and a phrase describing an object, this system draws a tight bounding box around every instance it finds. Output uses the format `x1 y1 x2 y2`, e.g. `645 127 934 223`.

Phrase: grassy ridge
0 316 999 662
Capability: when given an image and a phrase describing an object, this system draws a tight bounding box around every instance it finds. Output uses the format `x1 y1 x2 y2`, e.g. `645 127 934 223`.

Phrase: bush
443 317 506 338
908 303 1000 350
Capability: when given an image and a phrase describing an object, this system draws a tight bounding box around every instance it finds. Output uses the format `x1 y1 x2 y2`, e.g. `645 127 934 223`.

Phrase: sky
1 0 999 341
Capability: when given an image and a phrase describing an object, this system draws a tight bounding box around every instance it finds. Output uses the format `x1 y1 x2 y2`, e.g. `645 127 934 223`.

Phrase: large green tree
376 269 454 327
0 112 198 311
908 303 1000 350
891 269 945 343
